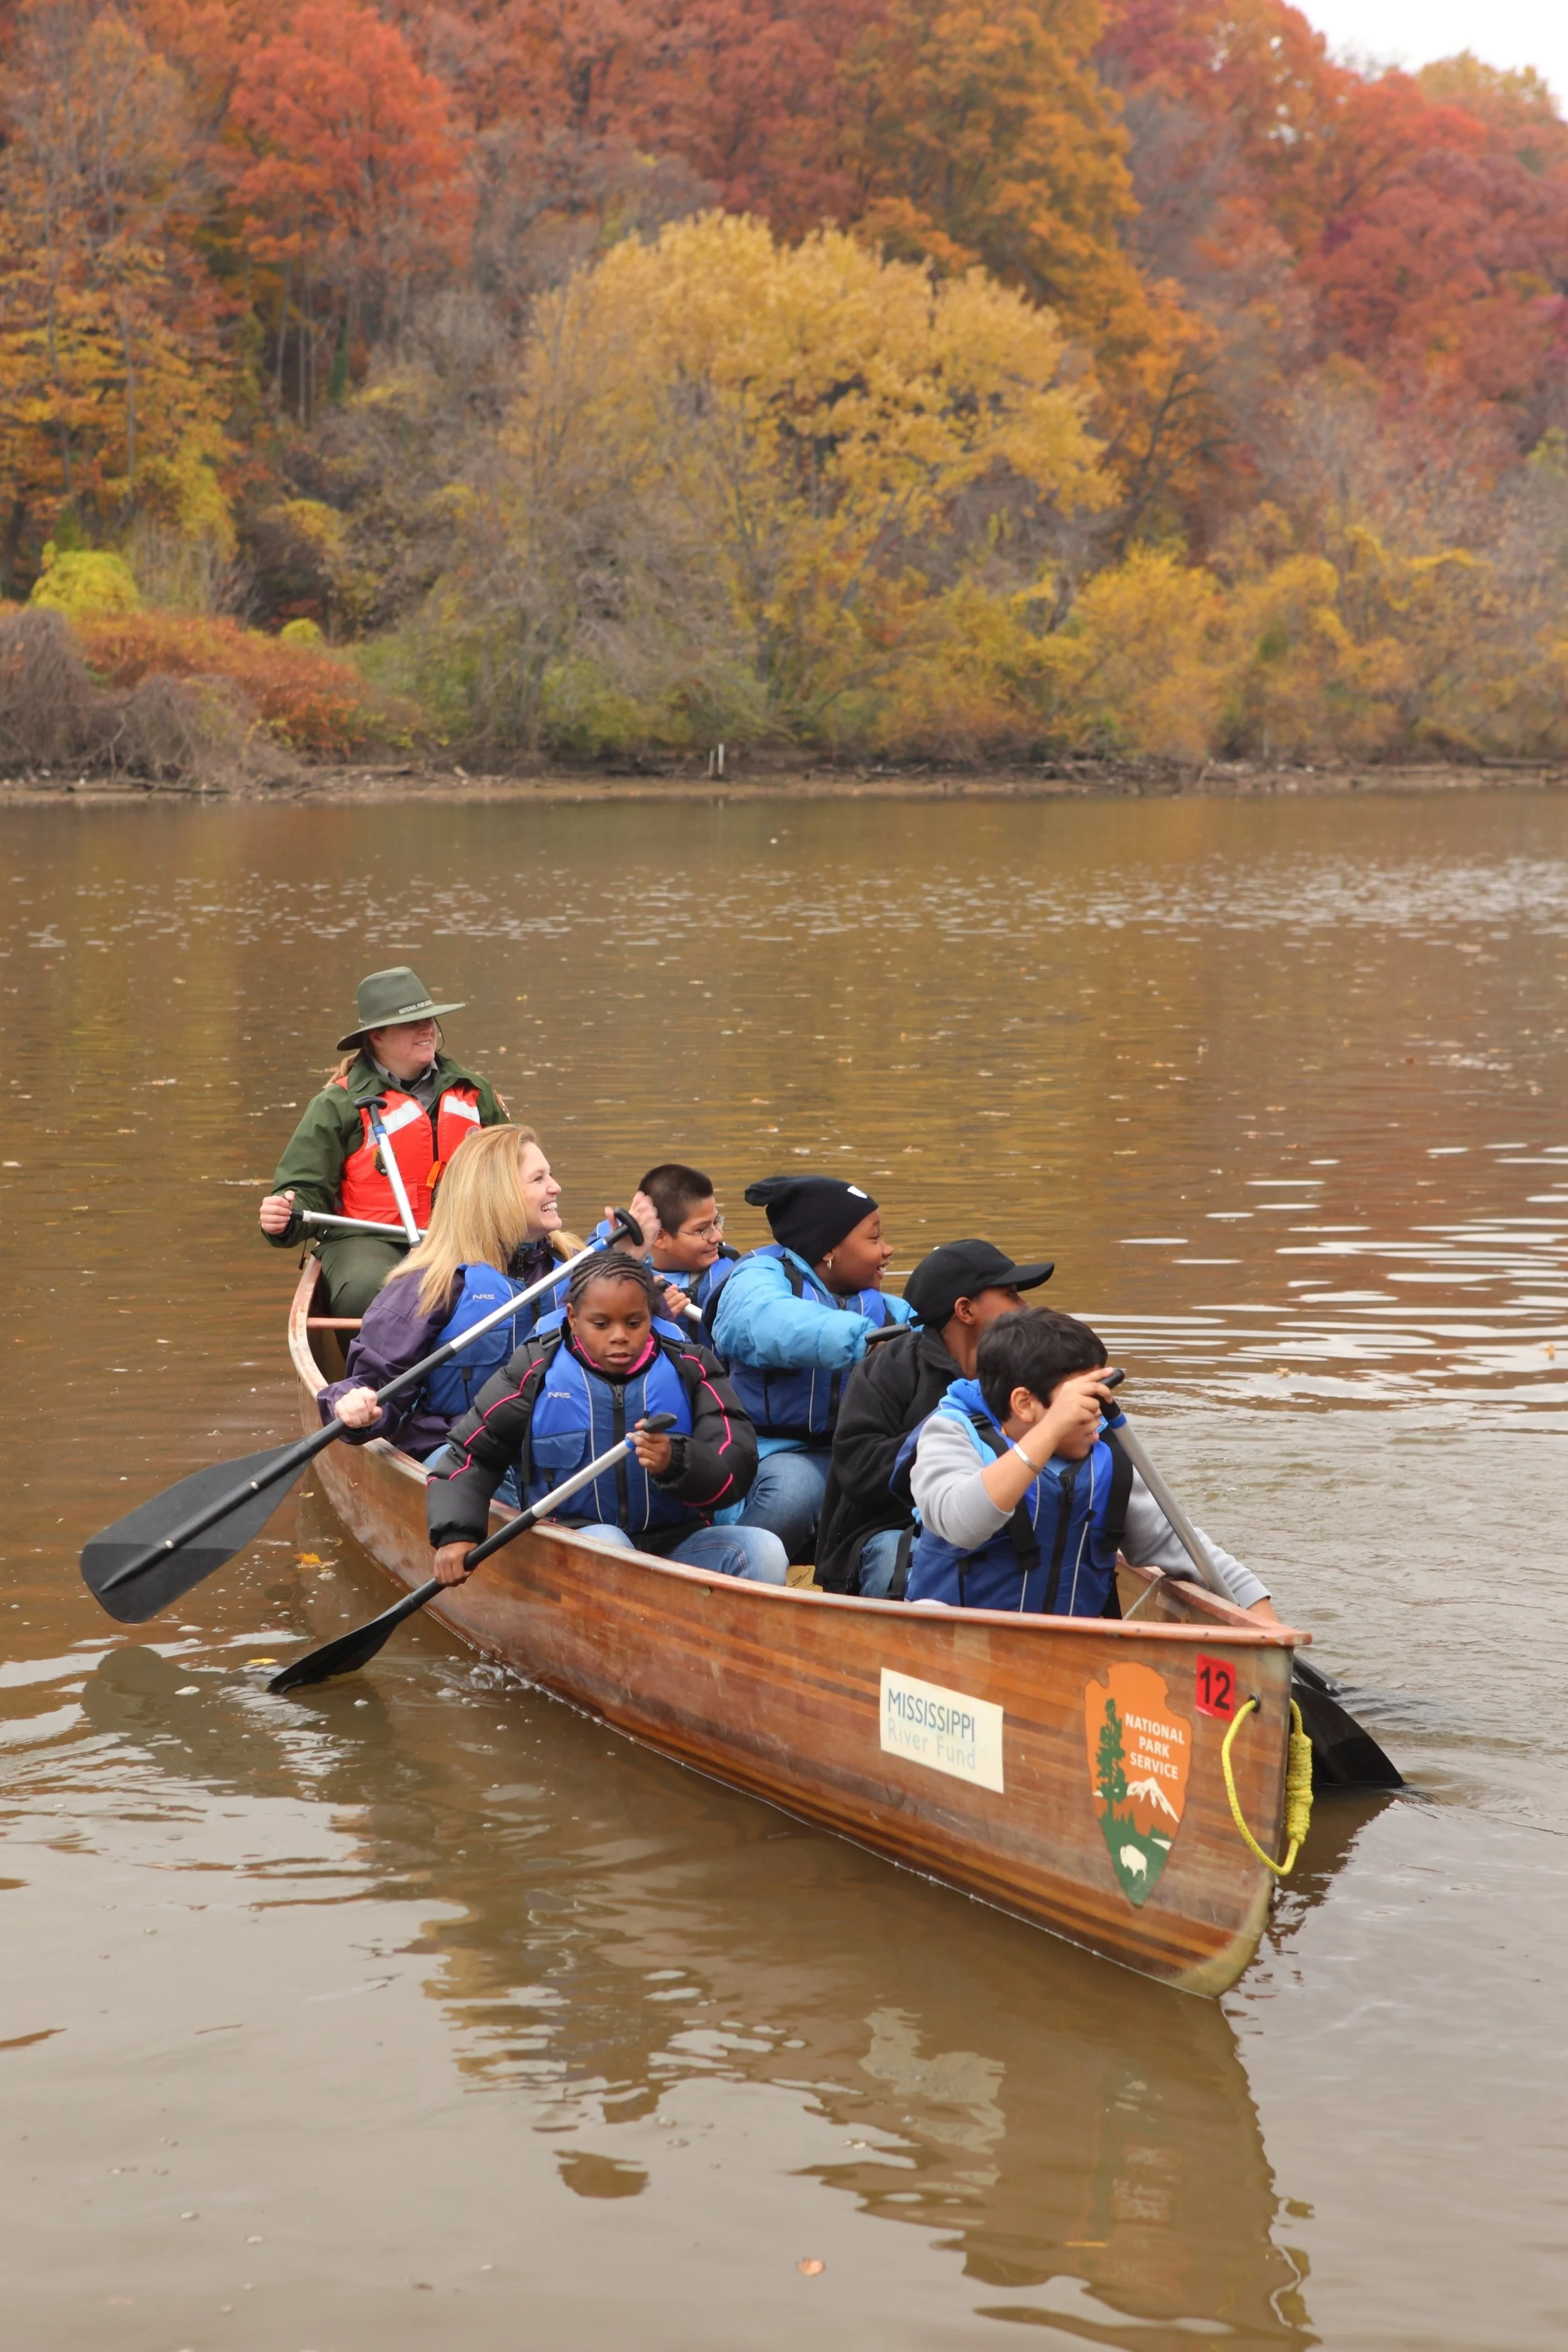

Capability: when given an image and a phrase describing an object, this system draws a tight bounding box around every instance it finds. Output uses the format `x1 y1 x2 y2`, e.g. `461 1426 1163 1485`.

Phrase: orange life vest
334 1079 482 1231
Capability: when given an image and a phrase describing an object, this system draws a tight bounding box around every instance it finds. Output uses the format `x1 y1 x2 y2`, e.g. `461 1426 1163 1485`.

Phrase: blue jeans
735 1446 831 1560
421 1443 520 1508
856 1527 907 1599
575 1522 788 1585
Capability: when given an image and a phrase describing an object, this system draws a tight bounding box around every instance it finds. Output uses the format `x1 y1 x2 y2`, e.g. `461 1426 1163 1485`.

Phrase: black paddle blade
1291 1663 1403 1791
268 1580 438 1694
82 1444 308 1624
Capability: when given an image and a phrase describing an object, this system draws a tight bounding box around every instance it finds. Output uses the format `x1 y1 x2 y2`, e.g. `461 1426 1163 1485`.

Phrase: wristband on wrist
1011 1442 1041 1473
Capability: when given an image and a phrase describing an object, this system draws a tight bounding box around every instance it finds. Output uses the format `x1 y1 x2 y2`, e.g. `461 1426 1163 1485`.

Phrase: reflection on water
2 792 1567 2346
70 1585 1316 2348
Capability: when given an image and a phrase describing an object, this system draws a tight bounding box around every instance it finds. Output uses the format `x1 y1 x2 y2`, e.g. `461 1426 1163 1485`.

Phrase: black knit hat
744 1175 879 1266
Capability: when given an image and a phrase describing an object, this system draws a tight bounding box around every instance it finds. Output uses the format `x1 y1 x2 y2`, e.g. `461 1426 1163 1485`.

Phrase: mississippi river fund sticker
880 1670 1005 1793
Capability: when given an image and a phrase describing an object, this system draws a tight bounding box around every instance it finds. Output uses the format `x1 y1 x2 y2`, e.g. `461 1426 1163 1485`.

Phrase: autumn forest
3 0 1568 773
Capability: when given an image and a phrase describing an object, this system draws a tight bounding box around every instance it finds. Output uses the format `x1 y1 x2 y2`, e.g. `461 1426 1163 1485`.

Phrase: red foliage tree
229 0 474 353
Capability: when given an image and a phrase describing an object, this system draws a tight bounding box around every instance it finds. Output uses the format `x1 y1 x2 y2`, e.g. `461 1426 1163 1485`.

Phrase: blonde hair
384 1125 581 1316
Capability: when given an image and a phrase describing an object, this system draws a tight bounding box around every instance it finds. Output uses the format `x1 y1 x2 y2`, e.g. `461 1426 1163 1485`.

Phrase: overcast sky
1296 0 1565 105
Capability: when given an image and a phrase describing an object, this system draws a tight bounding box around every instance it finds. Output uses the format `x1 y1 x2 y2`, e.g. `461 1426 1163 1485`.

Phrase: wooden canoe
289 1261 1309 1995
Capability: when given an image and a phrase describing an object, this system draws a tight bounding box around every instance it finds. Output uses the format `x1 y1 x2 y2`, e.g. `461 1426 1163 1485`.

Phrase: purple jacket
317 1237 564 1458
317 1274 451 1457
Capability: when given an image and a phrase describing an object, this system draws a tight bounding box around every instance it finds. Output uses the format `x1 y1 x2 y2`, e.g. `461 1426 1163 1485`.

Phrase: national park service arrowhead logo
1084 1662 1192 1907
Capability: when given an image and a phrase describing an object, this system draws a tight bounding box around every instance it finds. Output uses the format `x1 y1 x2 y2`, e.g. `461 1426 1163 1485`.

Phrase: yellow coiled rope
1221 1696 1314 1876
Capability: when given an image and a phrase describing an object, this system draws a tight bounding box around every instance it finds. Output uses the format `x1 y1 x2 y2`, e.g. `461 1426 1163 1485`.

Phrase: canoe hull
291 1268 1297 1994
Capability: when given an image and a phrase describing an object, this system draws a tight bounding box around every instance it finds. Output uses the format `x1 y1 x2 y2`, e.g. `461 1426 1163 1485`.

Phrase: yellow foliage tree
29 544 142 617
835 0 1224 546
480 211 1111 744
1041 546 1227 760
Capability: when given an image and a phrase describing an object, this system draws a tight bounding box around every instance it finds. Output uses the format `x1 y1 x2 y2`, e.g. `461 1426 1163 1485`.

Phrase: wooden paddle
267 1416 679 1693
80 1209 644 1626
1100 1372 1403 1791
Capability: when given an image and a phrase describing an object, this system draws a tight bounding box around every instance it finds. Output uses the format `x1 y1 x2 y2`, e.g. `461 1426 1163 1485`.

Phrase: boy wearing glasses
600 1163 738 1330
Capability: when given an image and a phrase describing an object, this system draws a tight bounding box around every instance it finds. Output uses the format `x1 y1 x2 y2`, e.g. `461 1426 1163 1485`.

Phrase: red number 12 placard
1194 1654 1237 1721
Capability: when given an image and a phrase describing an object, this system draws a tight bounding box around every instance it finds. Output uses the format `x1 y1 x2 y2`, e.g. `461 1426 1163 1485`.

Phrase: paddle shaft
268 1416 677 1690
1106 1419 1231 1601
367 1098 421 1244
1105 1382 1343 1692
98 1214 642 1595
302 1209 426 1241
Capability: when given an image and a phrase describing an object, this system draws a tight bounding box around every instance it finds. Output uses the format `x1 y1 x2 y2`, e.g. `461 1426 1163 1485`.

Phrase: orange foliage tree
228 0 474 409
0 0 234 590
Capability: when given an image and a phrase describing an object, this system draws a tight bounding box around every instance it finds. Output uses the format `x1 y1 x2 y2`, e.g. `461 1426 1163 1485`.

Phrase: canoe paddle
1099 1373 1403 1791
267 1414 679 1693
366 1098 423 1245
301 1209 426 1241
80 1209 645 1626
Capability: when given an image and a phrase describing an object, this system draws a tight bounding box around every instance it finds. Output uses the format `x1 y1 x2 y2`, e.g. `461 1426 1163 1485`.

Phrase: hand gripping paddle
81 1209 645 1624
267 1415 678 1693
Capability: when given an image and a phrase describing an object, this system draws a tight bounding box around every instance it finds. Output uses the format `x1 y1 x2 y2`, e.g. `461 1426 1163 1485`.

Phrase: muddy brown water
2 793 1566 2351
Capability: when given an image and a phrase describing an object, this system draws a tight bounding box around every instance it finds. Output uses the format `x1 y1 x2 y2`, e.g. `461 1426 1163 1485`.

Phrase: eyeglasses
681 1216 725 1242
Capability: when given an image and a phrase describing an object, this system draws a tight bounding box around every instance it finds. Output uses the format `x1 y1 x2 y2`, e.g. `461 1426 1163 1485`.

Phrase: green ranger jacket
263 1049 509 1251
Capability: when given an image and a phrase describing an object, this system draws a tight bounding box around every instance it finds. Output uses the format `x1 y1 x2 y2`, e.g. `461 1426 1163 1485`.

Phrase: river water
3 790 1566 2351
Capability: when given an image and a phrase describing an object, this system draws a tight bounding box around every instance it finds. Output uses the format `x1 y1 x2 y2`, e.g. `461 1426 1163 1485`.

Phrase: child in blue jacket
588 1162 738 1332
426 1257 787 1586
711 1175 914 1560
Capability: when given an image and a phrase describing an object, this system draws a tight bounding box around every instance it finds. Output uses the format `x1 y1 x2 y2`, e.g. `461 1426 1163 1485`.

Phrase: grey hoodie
908 1414 1269 1611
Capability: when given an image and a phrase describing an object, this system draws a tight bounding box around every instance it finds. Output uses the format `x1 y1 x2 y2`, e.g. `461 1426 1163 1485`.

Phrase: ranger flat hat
337 965 465 1052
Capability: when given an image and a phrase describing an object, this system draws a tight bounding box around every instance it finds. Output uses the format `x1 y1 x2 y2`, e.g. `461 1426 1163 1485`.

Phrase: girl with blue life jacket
320 1125 582 1466
901 1309 1278 1619
588 1163 739 1333
711 1175 916 1560
426 1258 786 1586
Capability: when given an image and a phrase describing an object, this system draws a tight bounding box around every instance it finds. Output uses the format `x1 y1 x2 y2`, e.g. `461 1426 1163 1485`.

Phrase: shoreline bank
3 755 1566 808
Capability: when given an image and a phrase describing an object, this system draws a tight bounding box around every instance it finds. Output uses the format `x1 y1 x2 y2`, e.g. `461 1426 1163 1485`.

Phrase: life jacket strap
968 1415 1043 1582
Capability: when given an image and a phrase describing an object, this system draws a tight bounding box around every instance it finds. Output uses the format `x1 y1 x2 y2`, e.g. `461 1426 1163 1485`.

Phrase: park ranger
258 965 508 1316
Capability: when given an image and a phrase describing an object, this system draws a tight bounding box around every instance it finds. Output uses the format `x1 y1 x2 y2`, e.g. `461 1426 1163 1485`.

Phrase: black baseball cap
903 1239 1054 1327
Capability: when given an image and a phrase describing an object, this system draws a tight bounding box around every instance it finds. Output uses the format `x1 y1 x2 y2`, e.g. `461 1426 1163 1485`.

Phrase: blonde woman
319 1126 583 1461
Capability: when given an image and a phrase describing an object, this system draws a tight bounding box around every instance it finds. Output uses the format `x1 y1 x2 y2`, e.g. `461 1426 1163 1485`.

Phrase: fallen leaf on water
295 1552 321 1567
797 2259 825 2275
247 1658 278 1667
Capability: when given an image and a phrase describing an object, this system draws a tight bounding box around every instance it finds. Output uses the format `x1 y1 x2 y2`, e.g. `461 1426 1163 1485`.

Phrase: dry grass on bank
0 605 423 788
0 608 298 789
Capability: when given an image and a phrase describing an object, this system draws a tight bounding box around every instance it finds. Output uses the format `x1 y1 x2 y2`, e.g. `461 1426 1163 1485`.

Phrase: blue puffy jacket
712 1245 914 1445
